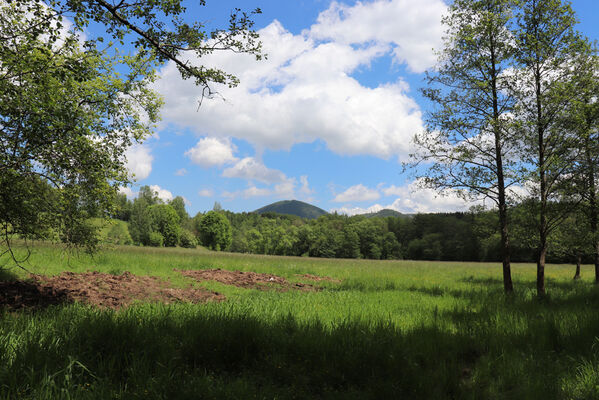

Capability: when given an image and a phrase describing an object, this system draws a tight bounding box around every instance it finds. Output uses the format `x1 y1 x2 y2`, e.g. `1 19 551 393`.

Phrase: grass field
2 242 599 399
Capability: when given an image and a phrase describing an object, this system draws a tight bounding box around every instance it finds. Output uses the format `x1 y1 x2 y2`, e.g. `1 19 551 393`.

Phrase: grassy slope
2 243 599 399
254 200 328 219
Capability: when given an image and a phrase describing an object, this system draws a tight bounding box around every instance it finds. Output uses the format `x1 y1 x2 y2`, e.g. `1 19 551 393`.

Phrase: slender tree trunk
490 32 513 294
587 144 599 284
536 61 547 297
537 239 547 295
573 253 581 280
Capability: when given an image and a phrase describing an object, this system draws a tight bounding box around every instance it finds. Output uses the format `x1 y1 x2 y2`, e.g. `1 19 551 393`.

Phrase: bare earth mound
176 268 316 291
1 271 224 311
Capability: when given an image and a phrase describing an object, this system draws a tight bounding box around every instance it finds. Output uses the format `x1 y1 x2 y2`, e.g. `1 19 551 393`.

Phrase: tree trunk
573 253 581 280
535 44 546 297
490 35 513 294
537 241 546 295
499 199 513 293
587 146 599 284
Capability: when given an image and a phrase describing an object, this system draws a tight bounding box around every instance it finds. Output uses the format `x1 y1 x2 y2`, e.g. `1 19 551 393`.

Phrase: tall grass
1 243 599 398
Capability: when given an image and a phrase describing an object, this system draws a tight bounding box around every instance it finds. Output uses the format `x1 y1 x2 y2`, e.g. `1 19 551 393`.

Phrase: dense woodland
101 186 593 266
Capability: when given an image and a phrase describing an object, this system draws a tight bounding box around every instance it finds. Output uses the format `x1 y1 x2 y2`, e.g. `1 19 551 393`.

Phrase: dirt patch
295 273 341 283
176 268 316 291
1 271 224 311
0 280 69 311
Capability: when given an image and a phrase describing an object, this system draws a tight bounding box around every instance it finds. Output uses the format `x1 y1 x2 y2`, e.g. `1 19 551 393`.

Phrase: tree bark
490 26 513 294
587 143 599 284
574 253 581 280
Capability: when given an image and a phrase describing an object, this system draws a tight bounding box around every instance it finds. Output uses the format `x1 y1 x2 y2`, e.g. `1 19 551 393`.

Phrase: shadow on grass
0 304 491 399
3 298 599 399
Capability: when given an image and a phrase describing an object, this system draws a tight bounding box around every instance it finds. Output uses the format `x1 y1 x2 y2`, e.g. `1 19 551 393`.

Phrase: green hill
254 200 328 219
361 209 409 218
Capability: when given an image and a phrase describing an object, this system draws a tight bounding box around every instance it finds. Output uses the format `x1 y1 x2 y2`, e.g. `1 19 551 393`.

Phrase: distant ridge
254 200 328 219
361 209 408 218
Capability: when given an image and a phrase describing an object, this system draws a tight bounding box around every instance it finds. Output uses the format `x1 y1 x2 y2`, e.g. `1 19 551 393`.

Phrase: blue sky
120 0 599 216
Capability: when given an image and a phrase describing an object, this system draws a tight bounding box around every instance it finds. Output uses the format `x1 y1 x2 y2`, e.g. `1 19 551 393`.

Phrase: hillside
361 209 409 218
254 200 328 219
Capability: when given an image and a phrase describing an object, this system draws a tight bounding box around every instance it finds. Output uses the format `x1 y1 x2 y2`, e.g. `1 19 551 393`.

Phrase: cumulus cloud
118 186 137 199
125 144 153 181
185 137 238 168
149 185 173 202
333 184 380 202
219 176 298 200
309 0 446 73
198 188 215 197
222 157 287 184
175 168 188 176
299 175 314 196
152 0 442 160
332 180 478 215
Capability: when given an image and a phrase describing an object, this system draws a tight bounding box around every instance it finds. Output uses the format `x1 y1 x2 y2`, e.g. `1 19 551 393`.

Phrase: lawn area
1 242 599 399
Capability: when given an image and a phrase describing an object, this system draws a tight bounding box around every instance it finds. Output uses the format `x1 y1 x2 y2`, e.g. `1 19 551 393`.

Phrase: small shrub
106 221 133 245
147 231 164 247
179 229 197 248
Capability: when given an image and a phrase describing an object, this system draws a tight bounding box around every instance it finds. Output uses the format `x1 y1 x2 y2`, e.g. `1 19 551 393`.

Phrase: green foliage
0 2 161 258
147 231 164 247
105 221 133 246
197 211 232 251
178 229 197 249
148 204 181 247
128 197 153 246
169 196 189 223
113 193 133 221
0 0 263 264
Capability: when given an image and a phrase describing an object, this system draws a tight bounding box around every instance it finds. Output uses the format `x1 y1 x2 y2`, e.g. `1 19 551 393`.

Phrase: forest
103 185 593 266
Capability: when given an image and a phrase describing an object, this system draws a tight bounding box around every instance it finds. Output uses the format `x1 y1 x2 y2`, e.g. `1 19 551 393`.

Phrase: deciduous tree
412 0 518 293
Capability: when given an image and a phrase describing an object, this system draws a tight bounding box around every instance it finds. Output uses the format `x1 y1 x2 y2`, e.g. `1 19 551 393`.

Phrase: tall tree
0 0 263 263
511 0 592 295
411 0 518 293
0 2 161 257
569 53 599 282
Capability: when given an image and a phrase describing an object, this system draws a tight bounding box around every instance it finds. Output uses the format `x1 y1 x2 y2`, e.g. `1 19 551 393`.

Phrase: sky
119 0 599 217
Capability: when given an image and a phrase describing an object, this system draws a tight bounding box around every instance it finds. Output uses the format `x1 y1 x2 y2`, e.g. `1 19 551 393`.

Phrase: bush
106 221 133 245
196 211 232 251
148 204 181 247
147 231 164 247
179 229 197 248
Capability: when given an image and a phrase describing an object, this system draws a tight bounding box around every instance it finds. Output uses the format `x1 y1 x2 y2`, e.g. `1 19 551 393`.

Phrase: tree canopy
0 1 263 264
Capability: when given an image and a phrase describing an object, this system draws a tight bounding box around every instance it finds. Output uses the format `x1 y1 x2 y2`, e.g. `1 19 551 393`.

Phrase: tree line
107 189 596 267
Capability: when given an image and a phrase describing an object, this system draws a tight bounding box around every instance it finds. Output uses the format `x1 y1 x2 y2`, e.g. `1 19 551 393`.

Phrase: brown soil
0 271 224 311
295 273 342 283
176 268 316 291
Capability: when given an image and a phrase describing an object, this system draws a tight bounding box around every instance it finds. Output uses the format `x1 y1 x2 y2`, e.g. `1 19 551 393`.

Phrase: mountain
254 200 328 219
361 209 410 218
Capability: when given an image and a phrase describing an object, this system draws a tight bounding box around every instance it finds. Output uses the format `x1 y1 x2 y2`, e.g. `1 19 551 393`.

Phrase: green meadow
2 243 599 399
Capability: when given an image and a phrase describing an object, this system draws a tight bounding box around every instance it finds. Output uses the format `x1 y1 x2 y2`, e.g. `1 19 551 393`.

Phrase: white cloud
175 168 188 176
243 186 273 198
222 157 287 184
125 144 153 181
299 175 314 196
118 186 137 199
309 0 446 73
150 185 173 202
332 180 478 215
185 137 238 168
152 6 433 160
333 184 380 202
219 176 298 200
198 188 215 197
